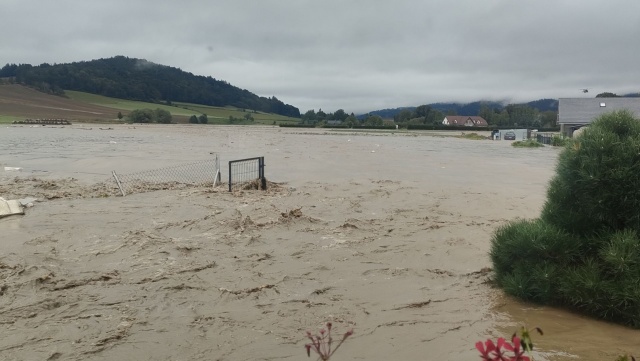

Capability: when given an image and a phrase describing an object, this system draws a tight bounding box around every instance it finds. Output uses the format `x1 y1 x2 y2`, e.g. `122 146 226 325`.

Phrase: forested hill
0 56 300 117
366 99 559 119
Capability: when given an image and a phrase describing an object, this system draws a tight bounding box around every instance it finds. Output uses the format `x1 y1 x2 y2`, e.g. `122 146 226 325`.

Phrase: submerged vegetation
550 134 569 147
491 110 640 328
458 132 488 140
512 139 544 147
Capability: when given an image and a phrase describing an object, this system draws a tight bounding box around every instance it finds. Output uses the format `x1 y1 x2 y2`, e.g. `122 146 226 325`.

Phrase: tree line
302 103 559 129
300 108 393 127
380 103 558 128
0 56 300 118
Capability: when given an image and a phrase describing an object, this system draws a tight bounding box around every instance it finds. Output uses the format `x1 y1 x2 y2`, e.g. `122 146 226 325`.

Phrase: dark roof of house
444 116 488 126
559 98 640 124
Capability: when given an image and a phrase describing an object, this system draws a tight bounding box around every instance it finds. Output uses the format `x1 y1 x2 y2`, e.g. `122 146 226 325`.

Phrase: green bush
154 108 172 124
127 108 173 123
550 134 569 147
512 139 544 147
127 108 154 123
491 110 640 328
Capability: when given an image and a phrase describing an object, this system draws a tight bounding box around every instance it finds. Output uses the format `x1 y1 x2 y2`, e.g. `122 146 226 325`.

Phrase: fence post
112 171 126 197
212 154 220 187
215 155 221 186
228 161 232 192
259 157 266 190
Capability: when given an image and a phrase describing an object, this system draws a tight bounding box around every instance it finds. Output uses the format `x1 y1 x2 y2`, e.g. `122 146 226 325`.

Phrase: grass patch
0 115 22 124
512 139 544 147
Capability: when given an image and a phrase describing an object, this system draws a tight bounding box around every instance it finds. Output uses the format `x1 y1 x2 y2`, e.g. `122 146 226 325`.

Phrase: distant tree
332 109 348 121
505 104 538 127
316 109 327 121
596 92 618 98
302 109 317 121
479 105 494 124
394 109 413 123
244 112 254 121
407 117 425 125
189 115 199 124
426 109 444 125
539 111 558 128
344 114 358 127
117 111 123 120
199 114 208 124
415 104 431 118
494 110 510 127
0 63 18 77
154 108 173 124
363 114 384 126
127 109 154 123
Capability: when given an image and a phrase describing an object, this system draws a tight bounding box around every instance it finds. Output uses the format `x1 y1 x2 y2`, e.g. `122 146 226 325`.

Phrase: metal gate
228 156 266 192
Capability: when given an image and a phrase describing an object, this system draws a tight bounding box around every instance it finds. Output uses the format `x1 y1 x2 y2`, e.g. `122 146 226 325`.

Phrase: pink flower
476 339 497 360
304 322 353 360
476 337 529 361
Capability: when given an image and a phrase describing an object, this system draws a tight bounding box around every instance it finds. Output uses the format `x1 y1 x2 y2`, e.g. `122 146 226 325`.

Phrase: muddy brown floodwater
0 124 639 360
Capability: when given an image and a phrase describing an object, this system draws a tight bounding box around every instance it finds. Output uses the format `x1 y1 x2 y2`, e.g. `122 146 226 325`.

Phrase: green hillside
66 90 300 125
0 56 300 118
0 84 300 125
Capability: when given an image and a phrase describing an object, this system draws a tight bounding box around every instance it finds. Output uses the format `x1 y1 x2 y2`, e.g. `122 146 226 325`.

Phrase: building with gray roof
559 98 640 136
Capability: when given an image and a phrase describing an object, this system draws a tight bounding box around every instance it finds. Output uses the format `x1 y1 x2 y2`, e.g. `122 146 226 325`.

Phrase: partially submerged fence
536 133 555 145
112 155 220 196
13 118 72 125
228 156 266 192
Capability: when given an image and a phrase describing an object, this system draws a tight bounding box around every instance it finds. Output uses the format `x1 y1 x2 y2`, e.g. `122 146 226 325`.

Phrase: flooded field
0 124 638 360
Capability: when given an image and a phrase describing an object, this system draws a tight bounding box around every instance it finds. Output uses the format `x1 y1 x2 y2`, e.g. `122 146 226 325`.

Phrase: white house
442 116 488 127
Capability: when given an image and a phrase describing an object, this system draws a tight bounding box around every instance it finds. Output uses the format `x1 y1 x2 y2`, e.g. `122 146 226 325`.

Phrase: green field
0 115 22 124
65 91 301 125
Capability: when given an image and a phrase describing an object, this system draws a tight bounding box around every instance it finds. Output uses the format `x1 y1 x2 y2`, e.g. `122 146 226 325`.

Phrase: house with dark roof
559 98 640 136
442 116 488 127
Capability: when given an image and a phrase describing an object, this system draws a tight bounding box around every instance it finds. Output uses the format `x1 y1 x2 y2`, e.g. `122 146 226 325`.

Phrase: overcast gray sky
2 0 639 113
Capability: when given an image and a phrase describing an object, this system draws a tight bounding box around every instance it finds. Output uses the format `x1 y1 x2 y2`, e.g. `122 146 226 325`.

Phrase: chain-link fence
112 156 220 196
228 156 266 192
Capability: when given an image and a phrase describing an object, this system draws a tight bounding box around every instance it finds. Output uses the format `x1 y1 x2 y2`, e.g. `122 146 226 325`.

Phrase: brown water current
0 124 638 360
